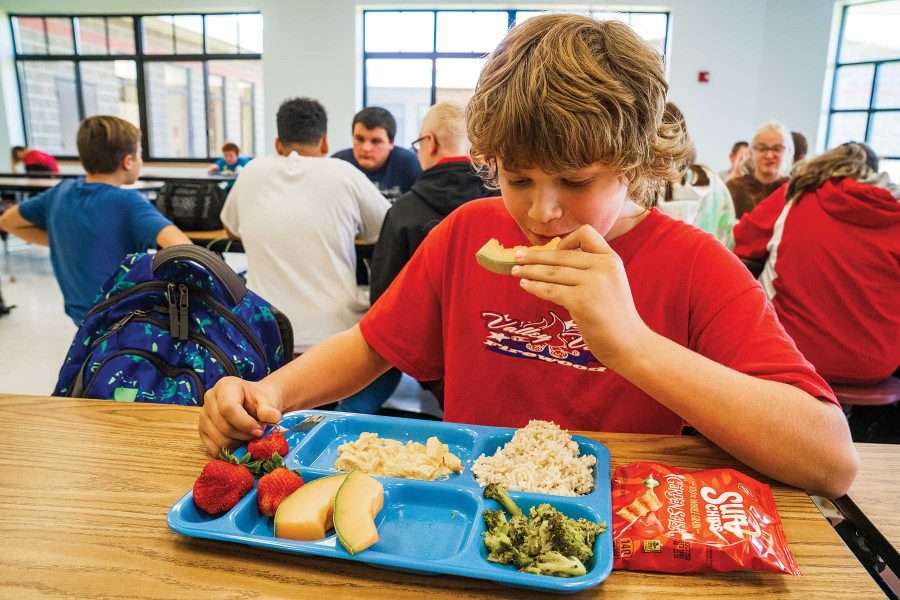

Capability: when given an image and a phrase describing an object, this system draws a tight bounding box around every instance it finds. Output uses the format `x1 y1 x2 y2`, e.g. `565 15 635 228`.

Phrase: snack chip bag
612 462 800 574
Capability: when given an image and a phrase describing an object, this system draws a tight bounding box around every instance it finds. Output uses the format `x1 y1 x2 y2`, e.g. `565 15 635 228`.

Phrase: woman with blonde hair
734 142 899 384
655 103 736 247
727 121 794 217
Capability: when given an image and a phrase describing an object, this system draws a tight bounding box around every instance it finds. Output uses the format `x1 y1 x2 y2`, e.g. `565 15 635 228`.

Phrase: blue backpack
54 245 293 405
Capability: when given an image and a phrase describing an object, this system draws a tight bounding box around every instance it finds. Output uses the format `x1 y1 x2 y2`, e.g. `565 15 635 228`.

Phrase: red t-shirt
360 198 837 433
23 149 59 173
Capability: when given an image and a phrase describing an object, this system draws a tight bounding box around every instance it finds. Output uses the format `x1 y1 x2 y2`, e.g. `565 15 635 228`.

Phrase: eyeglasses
411 134 430 152
751 144 786 155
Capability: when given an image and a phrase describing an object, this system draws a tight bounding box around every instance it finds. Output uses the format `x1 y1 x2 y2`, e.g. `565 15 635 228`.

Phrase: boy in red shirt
199 15 857 497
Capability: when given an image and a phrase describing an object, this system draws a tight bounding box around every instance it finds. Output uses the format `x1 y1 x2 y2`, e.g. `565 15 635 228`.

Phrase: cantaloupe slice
475 237 562 275
274 473 348 541
333 471 384 555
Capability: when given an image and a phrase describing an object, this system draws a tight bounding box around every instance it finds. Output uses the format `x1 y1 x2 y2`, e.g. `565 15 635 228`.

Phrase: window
827 0 900 181
207 74 226 156
10 13 263 161
363 9 669 146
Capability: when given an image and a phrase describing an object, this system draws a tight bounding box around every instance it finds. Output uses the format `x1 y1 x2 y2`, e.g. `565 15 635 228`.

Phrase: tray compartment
295 414 478 477
473 490 613 580
470 431 605 497
368 480 480 561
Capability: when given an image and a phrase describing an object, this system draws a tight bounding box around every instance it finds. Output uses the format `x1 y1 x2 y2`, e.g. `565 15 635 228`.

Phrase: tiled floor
0 240 441 417
0 242 76 395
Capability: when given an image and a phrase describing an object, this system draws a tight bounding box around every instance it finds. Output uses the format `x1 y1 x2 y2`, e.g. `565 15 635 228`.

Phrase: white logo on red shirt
481 311 606 372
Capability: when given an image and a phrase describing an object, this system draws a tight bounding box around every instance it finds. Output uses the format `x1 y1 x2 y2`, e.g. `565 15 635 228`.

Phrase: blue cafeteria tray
167 411 613 594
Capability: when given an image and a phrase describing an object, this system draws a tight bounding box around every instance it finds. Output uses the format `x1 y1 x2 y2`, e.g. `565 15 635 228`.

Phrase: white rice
472 420 596 496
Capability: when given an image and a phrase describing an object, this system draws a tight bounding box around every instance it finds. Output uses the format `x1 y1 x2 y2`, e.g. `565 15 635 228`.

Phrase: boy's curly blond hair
467 14 690 205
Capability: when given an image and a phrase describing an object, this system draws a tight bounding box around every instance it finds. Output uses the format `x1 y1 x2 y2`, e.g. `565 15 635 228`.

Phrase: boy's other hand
199 377 284 457
511 224 652 368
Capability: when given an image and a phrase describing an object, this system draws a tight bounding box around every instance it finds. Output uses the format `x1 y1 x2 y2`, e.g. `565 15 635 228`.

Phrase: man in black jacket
337 103 490 415
370 102 491 303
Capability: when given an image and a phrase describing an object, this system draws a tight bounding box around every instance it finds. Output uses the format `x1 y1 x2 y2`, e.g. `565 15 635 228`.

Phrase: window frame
9 12 262 163
361 8 670 109
825 1 900 162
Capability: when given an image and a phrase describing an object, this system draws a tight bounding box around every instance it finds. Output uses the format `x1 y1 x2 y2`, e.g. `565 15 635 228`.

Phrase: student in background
727 122 793 217
11 145 59 173
200 15 856 498
370 102 491 302
719 141 749 182
655 103 736 248
208 142 251 175
332 107 421 202
734 142 899 384
220 97 389 357
0 116 190 324
791 131 808 163
339 102 492 415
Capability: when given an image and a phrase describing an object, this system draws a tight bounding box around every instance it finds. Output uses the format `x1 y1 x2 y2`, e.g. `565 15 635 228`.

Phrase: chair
831 377 900 407
831 376 900 443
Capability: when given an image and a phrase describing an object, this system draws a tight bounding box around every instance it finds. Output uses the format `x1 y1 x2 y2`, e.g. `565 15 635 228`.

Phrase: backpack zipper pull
166 283 178 337
178 283 190 341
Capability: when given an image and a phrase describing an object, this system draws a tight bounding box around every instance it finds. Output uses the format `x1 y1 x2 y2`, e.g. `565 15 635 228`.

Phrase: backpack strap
152 245 247 305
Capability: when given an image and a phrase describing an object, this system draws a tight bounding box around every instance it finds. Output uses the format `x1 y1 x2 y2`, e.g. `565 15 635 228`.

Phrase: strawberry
192 451 254 515
257 467 304 517
248 430 289 461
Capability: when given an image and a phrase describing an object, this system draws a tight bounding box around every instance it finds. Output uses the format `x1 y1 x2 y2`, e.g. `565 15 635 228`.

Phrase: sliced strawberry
257 467 304 517
248 430 290 461
192 451 254 515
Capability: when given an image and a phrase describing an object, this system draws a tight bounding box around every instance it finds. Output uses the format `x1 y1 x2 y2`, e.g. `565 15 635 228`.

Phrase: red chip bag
612 462 800 574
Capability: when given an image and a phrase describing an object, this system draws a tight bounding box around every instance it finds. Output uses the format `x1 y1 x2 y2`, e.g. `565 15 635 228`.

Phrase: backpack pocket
76 349 205 405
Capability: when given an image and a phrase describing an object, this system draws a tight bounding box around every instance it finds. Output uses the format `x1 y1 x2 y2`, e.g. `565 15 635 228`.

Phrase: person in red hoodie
11 146 59 173
734 142 900 384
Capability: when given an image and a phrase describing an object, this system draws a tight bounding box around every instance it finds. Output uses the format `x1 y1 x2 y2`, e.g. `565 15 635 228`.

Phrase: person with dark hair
734 142 899 383
332 106 421 201
791 131 808 163
208 142 252 175
719 141 749 181
0 116 189 324
11 145 59 173
220 97 389 356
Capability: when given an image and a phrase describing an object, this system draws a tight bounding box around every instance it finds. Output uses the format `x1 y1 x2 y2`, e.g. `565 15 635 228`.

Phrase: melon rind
333 471 385 555
475 237 562 275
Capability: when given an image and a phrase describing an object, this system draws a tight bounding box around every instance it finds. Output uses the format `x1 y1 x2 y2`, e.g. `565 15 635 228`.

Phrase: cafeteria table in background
185 229 376 285
0 394 886 600
0 175 164 195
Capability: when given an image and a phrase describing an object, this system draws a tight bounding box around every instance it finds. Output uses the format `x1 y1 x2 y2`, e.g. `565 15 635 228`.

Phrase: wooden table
835 443 900 574
0 176 164 193
0 394 882 599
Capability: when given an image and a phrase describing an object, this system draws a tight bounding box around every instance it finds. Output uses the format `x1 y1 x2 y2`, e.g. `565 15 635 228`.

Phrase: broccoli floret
483 509 515 562
483 509 509 534
522 551 587 578
507 513 549 560
483 483 523 518
532 505 594 564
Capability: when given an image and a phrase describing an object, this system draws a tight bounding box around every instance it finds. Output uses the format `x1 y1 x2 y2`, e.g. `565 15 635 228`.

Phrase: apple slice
475 237 561 275
333 471 385 555
274 473 348 541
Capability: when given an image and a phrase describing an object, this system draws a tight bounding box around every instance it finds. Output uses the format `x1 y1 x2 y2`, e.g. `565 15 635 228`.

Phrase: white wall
0 0 841 172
